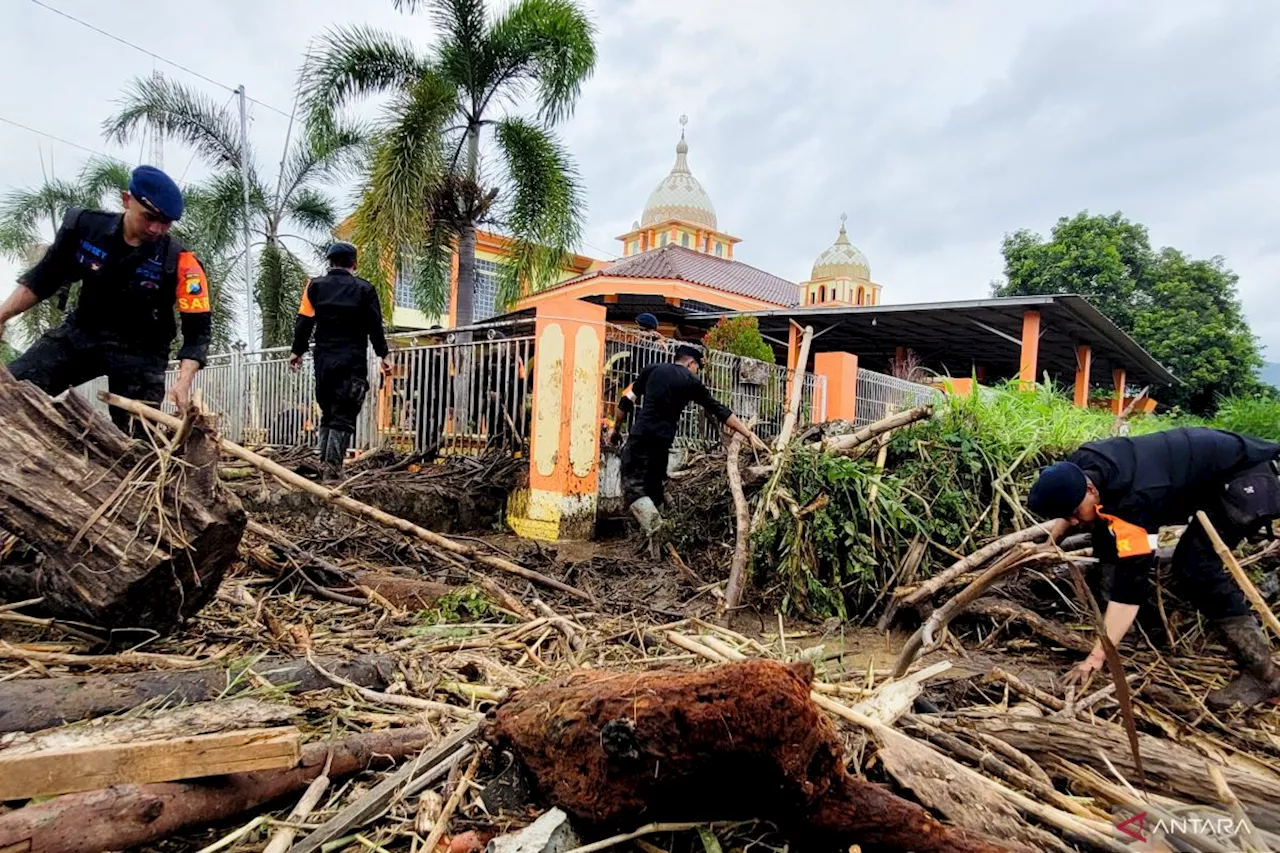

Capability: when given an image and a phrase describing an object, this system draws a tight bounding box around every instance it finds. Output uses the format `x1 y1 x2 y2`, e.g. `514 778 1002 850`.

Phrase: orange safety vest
1097 509 1155 559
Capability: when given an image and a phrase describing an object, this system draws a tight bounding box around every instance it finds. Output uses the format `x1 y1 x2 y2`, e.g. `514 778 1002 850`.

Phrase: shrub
704 316 775 364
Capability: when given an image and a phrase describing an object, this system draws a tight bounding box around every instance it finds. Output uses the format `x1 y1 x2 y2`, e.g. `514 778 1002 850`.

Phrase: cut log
0 726 435 853
0 371 245 633
489 659 1007 853
0 653 394 733
0 725 300 801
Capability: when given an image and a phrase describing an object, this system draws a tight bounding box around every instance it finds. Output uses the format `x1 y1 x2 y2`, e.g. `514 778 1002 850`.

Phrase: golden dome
640 116 717 230
811 215 869 281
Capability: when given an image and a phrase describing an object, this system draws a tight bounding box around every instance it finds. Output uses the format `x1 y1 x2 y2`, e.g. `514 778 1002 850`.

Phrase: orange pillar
894 346 908 375
1019 309 1040 388
1112 367 1126 416
1073 345 1092 408
507 295 607 541
814 352 858 422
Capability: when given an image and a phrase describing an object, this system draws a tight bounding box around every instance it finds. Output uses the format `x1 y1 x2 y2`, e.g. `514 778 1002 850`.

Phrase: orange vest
1097 509 1155 559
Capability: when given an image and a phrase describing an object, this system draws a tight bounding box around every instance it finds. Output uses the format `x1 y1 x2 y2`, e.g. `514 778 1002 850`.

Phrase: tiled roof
552 246 798 307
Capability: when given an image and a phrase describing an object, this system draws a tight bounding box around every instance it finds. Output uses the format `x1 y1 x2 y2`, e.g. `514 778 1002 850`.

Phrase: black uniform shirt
1068 427 1280 605
290 269 389 360
629 362 732 441
21 208 212 364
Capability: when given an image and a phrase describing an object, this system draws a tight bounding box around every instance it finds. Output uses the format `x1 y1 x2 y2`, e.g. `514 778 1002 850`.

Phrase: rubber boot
628 497 663 558
324 429 354 482
1207 615 1280 709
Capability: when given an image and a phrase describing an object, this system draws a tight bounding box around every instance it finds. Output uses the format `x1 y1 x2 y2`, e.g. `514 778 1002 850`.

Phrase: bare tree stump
0 370 245 634
488 659 1008 853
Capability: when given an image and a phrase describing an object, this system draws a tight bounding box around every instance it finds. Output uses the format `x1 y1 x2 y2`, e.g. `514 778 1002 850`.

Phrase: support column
1019 309 1040 388
814 352 858 422
508 295 607 541
894 346 908 376
1073 345 1092 408
1112 367 1126 416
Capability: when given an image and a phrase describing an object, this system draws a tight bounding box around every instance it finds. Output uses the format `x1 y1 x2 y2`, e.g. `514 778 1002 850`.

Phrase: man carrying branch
1028 426 1280 708
606 345 768 543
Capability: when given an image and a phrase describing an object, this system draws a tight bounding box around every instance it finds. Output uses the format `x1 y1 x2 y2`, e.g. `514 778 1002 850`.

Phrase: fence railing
602 327 827 449
74 331 535 457
854 368 939 427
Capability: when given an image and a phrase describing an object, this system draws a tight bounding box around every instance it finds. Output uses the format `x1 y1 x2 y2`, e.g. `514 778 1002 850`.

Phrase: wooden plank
0 726 300 800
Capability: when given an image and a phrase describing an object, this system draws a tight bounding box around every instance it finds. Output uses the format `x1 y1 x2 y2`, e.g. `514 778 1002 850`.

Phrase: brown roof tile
551 246 798 307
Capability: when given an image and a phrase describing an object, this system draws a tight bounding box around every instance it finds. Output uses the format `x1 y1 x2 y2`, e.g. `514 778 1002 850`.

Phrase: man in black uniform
1028 427 1280 708
289 242 391 477
606 345 768 537
0 165 211 431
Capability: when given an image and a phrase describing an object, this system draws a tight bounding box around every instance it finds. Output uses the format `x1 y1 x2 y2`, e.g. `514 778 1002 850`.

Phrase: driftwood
0 652 394 733
489 659 1006 853
1197 510 1280 640
897 520 1064 610
0 726 436 853
0 372 245 633
105 393 594 604
721 431 751 613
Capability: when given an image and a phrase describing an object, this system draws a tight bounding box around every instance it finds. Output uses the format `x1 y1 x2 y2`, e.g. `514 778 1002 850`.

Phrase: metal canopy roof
686 295 1176 388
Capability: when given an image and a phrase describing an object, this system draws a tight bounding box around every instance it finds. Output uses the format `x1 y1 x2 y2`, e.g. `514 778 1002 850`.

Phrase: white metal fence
854 368 939 427
75 331 535 457
602 327 827 449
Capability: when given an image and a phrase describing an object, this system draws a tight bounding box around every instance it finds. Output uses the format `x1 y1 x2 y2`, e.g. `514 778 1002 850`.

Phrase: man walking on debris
290 241 391 479
0 165 211 432
606 344 768 545
1028 426 1280 708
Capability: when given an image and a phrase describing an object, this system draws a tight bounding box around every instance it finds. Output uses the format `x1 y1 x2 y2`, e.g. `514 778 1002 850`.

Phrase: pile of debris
2 376 1280 853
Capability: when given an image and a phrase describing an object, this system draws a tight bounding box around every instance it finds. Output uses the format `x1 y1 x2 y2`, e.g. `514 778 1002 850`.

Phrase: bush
704 316 775 364
1211 395 1280 442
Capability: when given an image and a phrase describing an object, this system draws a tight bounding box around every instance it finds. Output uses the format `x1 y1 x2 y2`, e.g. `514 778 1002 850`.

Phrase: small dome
640 117 717 230
811 215 869 281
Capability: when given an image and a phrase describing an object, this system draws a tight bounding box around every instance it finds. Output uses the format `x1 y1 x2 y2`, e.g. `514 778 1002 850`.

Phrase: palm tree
104 73 363 348
0 158 239 353
302 0 596 328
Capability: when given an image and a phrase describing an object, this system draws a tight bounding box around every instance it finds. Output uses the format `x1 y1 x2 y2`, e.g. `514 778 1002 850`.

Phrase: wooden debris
774 325 813 451
0 725 300 801
0 374 245 633
0 726 436 853
897 520 1063 610
721 430 752 613
1197 510 1280 640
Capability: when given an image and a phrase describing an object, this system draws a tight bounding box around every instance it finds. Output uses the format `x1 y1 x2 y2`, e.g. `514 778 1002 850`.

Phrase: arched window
856 286 864 305
659 233 668 247
681 233 690 248
819 285 827 303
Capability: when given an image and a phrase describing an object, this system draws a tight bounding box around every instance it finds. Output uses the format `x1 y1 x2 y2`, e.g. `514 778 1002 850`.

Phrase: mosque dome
811 214 870 281
640 116 717 230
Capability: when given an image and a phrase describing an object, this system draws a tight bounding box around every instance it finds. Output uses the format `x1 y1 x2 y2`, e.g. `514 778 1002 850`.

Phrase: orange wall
814 351 858 421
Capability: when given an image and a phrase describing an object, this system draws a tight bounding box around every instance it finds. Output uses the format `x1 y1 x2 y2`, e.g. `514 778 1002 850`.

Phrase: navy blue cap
326 241 358 265
1028 461 1088 520
636 312 659 330
129 165 183 221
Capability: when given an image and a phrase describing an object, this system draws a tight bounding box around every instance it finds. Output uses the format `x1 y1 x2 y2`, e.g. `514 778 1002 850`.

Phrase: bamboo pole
1196 510 1280 640
101 393 595 603
898 520 1065 609
775 325 814 451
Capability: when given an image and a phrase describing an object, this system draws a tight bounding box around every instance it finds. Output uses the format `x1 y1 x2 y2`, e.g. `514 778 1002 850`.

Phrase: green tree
104 73 362 347
302 0 596 327
0 158 236 352
704 315 775 363
993 211 1261 414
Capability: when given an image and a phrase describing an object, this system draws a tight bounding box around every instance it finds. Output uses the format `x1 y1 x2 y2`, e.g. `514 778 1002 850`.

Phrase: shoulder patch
175 251 211 313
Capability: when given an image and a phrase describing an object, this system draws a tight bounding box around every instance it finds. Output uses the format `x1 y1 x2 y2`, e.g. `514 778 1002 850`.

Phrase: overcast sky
2 0 1277 358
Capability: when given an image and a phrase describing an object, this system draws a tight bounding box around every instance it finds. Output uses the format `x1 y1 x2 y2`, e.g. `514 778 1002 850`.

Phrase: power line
28 0 292 119
0 114 121 161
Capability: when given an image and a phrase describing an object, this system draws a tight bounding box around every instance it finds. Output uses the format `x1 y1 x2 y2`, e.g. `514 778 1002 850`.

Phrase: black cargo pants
621 434 673 508
314 349 369 434
9 323 167 434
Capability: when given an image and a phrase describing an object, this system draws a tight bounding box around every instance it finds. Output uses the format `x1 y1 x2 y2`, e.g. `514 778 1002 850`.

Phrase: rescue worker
288 242 391 478
1028 427 1280 708
0 165 211 431
606 344 768 539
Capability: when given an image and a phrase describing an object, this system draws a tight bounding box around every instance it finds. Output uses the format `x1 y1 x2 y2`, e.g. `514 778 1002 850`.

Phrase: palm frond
103 74 249 171
492 116 583 309
404 220 455 317
431 0 492 104
285 188 338 234
301 26 428 139
79 157 133 200
485 0 596 124
255 241 312 348
276 121 366 214
0 179 96 263
177 173 249 256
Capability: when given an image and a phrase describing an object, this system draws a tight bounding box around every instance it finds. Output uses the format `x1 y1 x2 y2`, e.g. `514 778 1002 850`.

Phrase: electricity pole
236 85 255 345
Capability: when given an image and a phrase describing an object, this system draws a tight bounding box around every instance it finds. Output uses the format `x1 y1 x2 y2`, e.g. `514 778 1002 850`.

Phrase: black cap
1027 461 1089 520
675 344 704 367
326 241 358 267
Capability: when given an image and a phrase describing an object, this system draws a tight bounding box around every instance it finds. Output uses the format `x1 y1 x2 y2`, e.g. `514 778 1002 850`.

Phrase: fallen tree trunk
820 404 934 456
489 659 1007 853
0 726 435 853
0 653 394 733
0 372 245 633
104 393 594 604
721 431 751 613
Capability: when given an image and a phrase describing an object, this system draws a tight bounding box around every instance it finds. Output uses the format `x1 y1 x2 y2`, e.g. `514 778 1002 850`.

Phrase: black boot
324 429 354 482
1207 615 1280 709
